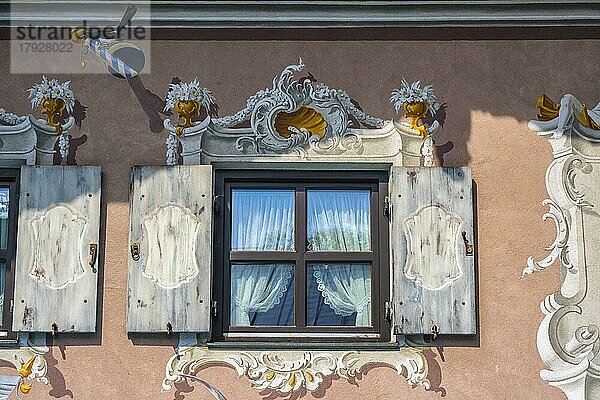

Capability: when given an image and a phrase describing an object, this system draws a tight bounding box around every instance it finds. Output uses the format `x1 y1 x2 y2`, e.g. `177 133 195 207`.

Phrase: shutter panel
13 166 101 332
126 165 212 333
390 167 476 335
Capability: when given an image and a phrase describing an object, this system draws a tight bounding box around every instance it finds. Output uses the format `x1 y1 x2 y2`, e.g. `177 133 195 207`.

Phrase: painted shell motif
273 106 327 139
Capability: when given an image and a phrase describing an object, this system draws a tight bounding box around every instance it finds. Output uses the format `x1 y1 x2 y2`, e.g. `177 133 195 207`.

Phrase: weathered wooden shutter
13 166 101 332
127 165 212 333
390 167 476 335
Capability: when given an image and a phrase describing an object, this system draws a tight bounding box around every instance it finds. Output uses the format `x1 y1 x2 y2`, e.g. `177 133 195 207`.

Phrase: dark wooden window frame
0 169 19 340
213 169 390 343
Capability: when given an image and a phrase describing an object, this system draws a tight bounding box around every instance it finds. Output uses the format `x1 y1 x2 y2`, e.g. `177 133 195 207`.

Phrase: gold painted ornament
17 356 36 394
173 99 201 136
40 98 66 135
403 101 430 139
274 106 327 139
536 93 600 130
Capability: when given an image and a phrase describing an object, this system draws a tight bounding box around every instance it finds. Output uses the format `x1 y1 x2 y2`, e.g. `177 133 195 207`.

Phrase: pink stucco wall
2 38 598 399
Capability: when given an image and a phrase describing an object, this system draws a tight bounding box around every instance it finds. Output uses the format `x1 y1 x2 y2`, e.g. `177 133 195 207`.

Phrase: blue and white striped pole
86 38 139 80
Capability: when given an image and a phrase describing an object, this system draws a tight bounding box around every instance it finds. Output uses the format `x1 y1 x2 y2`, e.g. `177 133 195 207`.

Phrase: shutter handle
461 231 474 256
130 243 141 261
88 243 98 273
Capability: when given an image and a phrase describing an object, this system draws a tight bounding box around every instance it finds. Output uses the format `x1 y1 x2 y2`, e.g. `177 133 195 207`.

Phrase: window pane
0 188 9 251
230 263 294 326
231 189 294 251
307 263 371 327
307 190 371 251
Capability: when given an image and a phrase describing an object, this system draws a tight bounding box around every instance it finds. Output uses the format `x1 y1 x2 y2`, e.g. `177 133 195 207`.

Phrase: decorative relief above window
163 58 439 165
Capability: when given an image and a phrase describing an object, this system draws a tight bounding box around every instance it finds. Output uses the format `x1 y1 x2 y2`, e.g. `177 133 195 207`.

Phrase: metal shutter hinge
213 195 224 214
385 301 393 322
211 300 218 317
384 196 390 217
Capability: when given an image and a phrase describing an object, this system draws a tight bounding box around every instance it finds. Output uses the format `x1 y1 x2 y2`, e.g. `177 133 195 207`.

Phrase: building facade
0 2 598 399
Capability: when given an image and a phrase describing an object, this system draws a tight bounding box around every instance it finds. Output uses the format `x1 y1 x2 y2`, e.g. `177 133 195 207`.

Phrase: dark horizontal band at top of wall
1 26 600 41
2 1 600 30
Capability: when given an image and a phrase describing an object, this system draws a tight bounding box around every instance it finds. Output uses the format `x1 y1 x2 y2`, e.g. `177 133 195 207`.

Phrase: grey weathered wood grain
391 167 476 335
13 165 101 332
126 165 212 333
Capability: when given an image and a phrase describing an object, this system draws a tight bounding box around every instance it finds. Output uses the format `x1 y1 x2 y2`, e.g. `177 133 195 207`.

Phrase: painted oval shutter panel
391 167 476 335
126 165 213 333
12 166 101 332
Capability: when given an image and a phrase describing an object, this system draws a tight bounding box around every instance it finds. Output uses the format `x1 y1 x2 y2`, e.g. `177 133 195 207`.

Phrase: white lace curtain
307 190 371 252
308 190 371 326
231 189 294 251
312 264 371 326
230 189 372 327
231 264 293 326
230 189 295 326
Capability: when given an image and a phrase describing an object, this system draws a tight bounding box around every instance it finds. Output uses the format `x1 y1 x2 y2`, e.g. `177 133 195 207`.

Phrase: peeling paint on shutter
13 166 101 332
126 165 212 333
391 167 476 335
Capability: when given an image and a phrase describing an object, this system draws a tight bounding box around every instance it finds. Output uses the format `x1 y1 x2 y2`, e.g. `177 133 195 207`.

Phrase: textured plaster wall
0 38 599 399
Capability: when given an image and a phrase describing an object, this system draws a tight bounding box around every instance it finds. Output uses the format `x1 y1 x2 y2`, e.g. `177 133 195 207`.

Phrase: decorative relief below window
163 347 430 396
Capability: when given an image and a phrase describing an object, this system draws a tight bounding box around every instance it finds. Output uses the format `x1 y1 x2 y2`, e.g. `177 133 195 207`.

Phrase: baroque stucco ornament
231 58 376 155
525 93 600 400
163 59 440 165
163 346 429 396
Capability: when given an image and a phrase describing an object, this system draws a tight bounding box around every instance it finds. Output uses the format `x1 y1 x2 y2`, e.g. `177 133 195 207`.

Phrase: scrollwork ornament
522 199 572 277
563 156 594 209
163 347 430 396
230 59 384 156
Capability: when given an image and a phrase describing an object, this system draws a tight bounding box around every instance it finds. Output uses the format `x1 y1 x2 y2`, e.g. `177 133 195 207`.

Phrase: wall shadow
43 345 74 398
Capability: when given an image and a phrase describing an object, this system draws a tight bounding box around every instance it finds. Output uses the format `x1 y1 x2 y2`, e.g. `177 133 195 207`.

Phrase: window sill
207 340 402 352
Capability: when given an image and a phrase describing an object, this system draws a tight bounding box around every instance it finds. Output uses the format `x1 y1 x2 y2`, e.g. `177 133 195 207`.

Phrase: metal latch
462 231 474 256
130 243 140 261
211 301 218 317
89 243 98 272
